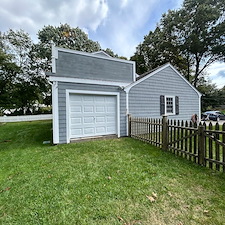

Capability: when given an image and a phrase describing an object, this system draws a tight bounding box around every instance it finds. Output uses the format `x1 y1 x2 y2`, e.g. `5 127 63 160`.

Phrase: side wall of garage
57 82 127 143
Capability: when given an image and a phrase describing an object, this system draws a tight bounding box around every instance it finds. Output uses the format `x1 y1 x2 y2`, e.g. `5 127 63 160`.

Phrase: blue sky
0 0 225 88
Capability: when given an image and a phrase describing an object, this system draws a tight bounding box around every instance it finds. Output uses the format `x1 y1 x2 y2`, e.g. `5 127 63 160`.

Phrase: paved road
200 120 225 126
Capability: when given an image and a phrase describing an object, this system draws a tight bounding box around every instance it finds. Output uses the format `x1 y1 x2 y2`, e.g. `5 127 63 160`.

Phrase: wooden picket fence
128 115 225 172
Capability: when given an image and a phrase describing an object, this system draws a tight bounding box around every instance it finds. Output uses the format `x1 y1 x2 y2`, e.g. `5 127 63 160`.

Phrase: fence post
128 114 131 137
162 115 168 151
198 125 206 166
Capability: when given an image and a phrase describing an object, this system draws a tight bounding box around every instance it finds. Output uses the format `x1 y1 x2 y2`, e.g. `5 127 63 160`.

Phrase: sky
0 0 225 88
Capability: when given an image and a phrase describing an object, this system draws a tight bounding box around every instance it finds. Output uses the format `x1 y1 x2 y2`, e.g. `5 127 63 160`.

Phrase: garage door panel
70 106 82 112
84 117 95 124
84 127 95 135
70 95 82 102
71 128 82 136
69 94 117 139
106 96 115 103
95 96 105 103
96 106 105 113
95 116 105 123
96 127 106 133
106 116 115 122
107 126 116 132
71 117 82 124
106 106 116 113
83 96 94 102
84 106 94 113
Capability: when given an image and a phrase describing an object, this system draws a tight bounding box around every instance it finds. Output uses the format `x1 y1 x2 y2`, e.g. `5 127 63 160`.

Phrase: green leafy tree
1 30 49 114
131 0 225 87
36 24 101 71
0 49 20 114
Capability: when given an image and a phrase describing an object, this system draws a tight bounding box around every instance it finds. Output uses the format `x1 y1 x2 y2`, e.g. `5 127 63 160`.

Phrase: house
48 46 201 144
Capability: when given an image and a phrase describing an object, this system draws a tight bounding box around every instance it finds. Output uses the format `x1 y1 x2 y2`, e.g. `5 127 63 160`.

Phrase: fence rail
129 115 225 172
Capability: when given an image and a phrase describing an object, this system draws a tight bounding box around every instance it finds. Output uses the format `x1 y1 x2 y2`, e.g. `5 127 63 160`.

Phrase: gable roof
124 63 202 97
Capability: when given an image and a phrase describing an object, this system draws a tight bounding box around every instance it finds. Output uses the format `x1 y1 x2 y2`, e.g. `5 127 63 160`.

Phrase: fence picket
177 120 180 156
185 121 188 158
181 121 184 156
223 123 225 172
215 123 220 171
193 122 197 163
208 122 213 169
189 122 193 161
129 116 225 173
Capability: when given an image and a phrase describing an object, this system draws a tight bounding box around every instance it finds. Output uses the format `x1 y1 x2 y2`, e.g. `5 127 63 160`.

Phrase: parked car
201 111 225 121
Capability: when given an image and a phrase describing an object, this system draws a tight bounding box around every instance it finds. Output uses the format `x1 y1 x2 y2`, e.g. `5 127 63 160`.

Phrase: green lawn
0 121 225 225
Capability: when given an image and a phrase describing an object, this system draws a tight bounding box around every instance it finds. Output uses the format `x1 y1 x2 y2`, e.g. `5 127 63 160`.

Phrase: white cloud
0 0 109 41
93 0 183 58
207 62 225 89
121 0 129 8
95 0 159 57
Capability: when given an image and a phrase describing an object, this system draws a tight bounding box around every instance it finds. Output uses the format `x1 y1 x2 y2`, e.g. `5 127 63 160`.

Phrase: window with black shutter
160 95 179 116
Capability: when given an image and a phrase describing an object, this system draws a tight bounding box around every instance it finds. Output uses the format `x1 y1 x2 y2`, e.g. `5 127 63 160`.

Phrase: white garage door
69 94 117 139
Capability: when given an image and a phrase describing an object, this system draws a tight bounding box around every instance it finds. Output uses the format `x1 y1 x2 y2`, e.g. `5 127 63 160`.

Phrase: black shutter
160 95 165 115
175 96 179 115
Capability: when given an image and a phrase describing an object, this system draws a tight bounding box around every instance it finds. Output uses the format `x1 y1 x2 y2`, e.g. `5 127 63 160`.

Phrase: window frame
165 96 176 116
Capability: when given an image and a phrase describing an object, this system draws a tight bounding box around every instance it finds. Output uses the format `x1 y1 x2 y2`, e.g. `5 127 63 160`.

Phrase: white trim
52 81 59 144
165 96 176 116
49 76 130 87
66 90 70 143
126 91 129 136
51 44 58 73
132 62 136 82
199 95 202 122
124 63 202 97
92 51 112 58
66 90 120 143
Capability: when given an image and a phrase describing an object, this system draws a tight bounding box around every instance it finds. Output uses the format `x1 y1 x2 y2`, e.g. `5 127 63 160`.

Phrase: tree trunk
194 57 200 87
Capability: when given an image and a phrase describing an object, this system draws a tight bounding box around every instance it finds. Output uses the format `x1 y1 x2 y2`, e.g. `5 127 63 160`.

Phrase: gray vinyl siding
129 67 200 121
58 82 127 143
55 51 134 83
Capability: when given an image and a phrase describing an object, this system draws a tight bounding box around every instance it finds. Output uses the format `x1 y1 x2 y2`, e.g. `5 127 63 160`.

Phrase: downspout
52 81 59 144
125 88 130 136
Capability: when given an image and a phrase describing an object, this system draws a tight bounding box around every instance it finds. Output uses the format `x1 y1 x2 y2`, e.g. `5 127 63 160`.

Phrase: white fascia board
51 44 58 73
132 62 136 82
65 90 121 142
199 95 202 121
52 81 59 144
55 46 135 65
92 51 112 58
49 76 130 87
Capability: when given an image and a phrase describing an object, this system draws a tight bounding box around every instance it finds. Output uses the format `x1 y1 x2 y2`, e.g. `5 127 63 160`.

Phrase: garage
69 93 118 139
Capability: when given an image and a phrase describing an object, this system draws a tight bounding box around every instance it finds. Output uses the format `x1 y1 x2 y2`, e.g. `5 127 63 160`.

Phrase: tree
131 0 225 87
0 49 20 114
36 24 101 71
131 27 188 75
197 78 220 111
0 30 50 114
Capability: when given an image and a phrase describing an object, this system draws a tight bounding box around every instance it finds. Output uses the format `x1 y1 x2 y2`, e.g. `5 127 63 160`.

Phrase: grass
0 121 225 225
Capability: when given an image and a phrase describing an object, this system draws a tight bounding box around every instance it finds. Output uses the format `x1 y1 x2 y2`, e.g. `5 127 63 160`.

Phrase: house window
160 95 179 116
166 97 174 114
